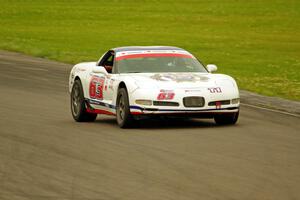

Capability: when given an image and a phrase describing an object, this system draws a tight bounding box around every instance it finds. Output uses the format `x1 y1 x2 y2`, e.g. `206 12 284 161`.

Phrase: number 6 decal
89 76 105 100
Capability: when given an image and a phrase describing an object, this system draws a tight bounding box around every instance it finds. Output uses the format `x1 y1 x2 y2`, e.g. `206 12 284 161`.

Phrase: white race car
69 46 239 128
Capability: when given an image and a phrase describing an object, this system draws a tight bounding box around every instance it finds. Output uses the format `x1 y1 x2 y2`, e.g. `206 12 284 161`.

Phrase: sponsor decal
109 79 115 90
157 90 175 100
184 89 202 93
89 76 105 100
104 79 109 91
208 87 222 93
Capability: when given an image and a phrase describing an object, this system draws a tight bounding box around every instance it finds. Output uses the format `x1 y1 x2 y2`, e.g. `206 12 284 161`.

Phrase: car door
87 51 115 104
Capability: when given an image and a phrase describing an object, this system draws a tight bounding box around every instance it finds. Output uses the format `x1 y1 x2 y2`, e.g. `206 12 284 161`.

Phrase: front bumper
129 87 240 115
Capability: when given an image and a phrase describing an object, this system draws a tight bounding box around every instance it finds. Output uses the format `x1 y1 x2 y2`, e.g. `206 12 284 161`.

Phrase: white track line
241 103 300 118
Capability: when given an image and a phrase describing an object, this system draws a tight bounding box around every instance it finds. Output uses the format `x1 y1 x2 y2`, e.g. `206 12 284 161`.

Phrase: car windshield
115 53 207 73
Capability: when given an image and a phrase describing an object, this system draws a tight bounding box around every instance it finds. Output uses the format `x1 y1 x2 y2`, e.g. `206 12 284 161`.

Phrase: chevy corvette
69 46 239 128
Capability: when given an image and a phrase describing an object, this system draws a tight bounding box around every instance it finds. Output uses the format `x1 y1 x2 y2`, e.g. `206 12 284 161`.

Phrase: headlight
135 99 152 106
231 98 240 104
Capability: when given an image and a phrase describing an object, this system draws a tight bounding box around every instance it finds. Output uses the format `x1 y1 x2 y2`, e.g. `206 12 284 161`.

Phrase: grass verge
0 0 299 100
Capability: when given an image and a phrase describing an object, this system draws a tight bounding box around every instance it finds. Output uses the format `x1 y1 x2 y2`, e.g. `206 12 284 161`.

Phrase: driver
103 52 114 73
104 64 113 73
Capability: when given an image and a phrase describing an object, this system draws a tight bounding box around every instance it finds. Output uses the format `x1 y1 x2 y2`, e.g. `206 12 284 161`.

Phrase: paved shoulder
240 90 300 116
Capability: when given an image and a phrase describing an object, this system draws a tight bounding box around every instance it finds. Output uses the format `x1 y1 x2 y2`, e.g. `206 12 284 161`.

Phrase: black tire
116 88 133 128
71 79 97 122
214 111 239 125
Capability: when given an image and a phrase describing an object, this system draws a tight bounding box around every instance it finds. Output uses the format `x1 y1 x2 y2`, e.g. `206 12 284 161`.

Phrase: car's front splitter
130 105 239 115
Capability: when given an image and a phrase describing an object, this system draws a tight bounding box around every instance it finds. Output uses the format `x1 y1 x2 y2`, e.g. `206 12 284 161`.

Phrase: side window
98 51 115 73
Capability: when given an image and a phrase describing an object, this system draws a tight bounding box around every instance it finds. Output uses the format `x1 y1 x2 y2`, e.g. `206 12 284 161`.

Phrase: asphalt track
0 51 299 200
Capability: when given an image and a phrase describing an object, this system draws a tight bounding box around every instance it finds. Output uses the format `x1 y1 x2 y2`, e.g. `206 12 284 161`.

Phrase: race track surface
0 51 300 200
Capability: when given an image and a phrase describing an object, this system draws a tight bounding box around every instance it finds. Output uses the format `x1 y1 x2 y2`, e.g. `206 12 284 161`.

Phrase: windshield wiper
128 72 143 73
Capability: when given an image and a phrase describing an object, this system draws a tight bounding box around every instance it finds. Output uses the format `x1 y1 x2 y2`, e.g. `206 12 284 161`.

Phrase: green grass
0 0 299 100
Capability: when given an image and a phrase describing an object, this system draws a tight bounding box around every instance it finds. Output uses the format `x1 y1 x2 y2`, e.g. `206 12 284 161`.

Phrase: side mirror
206 64 218 73
92 66 108 75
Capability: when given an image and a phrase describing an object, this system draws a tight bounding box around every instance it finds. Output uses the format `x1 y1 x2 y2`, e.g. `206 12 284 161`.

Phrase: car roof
112 46 184 52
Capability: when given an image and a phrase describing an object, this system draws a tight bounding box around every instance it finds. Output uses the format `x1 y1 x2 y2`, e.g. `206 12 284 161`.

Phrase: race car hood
125 73 237 90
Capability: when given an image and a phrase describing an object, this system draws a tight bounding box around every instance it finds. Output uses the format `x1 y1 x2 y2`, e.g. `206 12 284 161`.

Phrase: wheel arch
75 76 81 81
118 81 127 90
117 81 128 100
112 81 128 106
113 77 139 107
71 75 88 99
70 75 82 92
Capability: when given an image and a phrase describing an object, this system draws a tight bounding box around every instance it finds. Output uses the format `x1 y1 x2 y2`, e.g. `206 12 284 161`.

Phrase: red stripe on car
86 107 115 115
130 112 142 115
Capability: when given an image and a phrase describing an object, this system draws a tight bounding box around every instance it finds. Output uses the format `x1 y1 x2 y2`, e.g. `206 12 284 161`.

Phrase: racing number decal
89 76 105 100
157 90 175 100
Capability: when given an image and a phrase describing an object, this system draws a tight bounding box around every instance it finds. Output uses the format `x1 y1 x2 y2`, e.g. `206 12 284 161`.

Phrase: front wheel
214 111 239 125
71 79 97 122
116 88 133 128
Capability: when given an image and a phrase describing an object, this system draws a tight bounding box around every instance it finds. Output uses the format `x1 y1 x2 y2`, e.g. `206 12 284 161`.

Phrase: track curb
240 90 300 117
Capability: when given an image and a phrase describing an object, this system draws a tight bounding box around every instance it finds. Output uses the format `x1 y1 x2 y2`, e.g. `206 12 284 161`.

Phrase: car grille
183 96 205 107
208 100 231 106
153 101 179 107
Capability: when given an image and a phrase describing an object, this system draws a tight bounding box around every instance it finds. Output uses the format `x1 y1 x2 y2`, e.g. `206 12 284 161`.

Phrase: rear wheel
116 88 133 128
214 111 239 125
71 79 97 122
